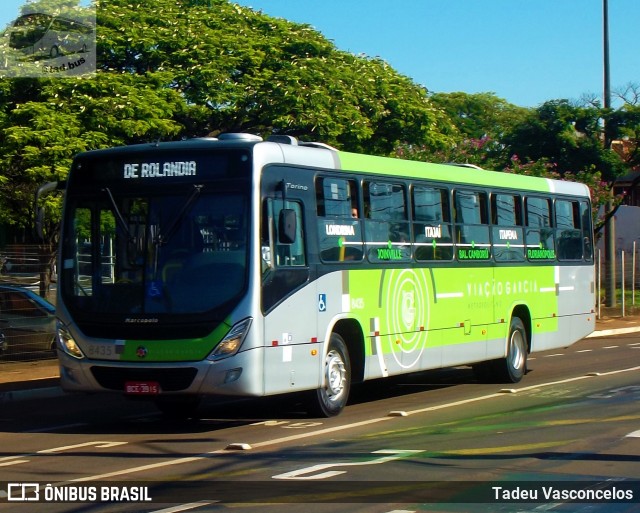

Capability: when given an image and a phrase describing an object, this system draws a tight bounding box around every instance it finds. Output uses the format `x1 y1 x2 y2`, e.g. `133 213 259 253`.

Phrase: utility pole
603 0 616 307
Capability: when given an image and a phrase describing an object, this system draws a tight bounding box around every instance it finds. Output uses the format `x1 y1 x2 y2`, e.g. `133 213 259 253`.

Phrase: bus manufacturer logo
136 346 148 358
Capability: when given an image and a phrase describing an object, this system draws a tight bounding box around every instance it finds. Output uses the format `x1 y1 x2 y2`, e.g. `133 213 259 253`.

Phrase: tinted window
556 199 583 261
454 190 490 262
316 177 362 262
413 186 453 261
364 182 410 263
525 197 555 261
492 194 525 262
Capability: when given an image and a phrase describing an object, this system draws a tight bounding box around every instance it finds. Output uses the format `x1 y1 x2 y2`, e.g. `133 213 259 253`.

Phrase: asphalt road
1 332 639 513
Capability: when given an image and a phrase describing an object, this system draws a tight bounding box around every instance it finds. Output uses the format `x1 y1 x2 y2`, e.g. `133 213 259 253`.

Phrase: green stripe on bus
337 151 552 193
345 266 558 357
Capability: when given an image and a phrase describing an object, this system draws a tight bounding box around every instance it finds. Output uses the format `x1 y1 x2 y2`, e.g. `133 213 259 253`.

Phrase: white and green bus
45 133 595 417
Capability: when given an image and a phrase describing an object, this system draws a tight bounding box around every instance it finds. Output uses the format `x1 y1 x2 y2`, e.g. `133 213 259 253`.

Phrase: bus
7 12 92 59
40 133 595 417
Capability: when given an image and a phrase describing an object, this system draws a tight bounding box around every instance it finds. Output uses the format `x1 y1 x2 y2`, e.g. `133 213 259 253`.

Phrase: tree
1 0 458 297
96 0 455 153
502 99 625 181
396 92 528 169
430 92 528 141
2 0 455 237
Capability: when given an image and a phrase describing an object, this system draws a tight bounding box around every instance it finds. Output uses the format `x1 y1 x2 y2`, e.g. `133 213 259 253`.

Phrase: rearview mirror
278 209 297 244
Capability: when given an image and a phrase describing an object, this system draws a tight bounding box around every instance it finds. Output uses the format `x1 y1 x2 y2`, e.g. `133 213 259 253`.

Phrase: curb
586 326 640 338
0 386 65 404
0 376 63 404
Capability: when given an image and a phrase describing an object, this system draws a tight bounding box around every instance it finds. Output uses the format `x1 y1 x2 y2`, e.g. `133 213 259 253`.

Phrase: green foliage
95 0 453 152
607 103 640 168
430 92 528 141
1 0 639 251
503 99 626 181
0 0 455 245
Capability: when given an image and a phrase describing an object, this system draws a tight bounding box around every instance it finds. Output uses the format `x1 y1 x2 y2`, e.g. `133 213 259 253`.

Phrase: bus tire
497 316 527 383
310 333 351 417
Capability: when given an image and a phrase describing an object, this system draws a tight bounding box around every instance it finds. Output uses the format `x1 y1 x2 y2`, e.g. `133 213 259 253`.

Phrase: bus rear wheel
473 316 527 383
497 316 527 383
309 333 351 417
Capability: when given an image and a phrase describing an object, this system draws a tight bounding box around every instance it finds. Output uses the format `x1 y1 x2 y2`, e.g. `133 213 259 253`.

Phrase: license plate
125 381 160 395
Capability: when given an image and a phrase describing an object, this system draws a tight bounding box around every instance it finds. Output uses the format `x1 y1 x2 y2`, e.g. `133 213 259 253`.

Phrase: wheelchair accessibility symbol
318 294 327 312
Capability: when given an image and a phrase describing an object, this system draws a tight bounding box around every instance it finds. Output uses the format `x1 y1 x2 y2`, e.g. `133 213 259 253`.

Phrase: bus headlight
57 323 85 359
208 318 252 361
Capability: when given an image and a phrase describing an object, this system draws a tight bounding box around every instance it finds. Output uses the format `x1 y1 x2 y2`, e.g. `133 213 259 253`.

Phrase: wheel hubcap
325 350 346 399
509 329 525 370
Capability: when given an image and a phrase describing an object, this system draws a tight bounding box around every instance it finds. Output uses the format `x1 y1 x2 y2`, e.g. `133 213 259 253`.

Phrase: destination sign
123 161 197 179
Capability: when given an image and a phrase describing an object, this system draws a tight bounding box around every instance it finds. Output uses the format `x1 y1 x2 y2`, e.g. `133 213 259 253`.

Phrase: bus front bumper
57 347 264 398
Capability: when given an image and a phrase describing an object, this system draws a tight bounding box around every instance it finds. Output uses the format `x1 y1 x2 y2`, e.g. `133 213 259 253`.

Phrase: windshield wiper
154 184 203 247
103 187 134 243
149 184 204 279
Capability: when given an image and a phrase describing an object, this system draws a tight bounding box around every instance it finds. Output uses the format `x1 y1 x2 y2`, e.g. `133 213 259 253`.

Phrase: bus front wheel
309 333 351 417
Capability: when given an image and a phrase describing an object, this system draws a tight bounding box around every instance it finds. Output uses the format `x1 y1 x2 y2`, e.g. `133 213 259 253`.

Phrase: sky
1 0 638 108
232 0 639 107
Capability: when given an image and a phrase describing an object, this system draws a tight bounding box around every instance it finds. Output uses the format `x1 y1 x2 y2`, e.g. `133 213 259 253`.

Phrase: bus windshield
60 187 249 317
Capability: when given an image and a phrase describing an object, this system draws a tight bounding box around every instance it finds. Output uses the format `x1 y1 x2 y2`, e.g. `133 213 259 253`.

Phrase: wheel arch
331 318 365 384
511 304 532 353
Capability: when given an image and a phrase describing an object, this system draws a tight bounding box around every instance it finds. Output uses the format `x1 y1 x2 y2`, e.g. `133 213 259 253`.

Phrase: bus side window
318 177 353 218
271 199 306 267
363 181 411 262
316 176 363 262
525 196 555 261
454 190 491 261
556 199 583 261
580 200 594 261
413 185 453 261
491 193 525 262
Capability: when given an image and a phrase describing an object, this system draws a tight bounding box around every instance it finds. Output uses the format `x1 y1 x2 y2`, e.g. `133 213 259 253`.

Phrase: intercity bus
41 133 595 417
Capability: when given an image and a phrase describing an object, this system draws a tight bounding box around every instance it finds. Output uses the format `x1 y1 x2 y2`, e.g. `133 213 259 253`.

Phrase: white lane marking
543 354 565 358
626 430 640 438
0 441 127 467
38 441 128 453
150 501 215 513
603 346 619 349
272 449 423 480
0 455 27 463
43 365 640 483
0 459 30 467
576 350 592 353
